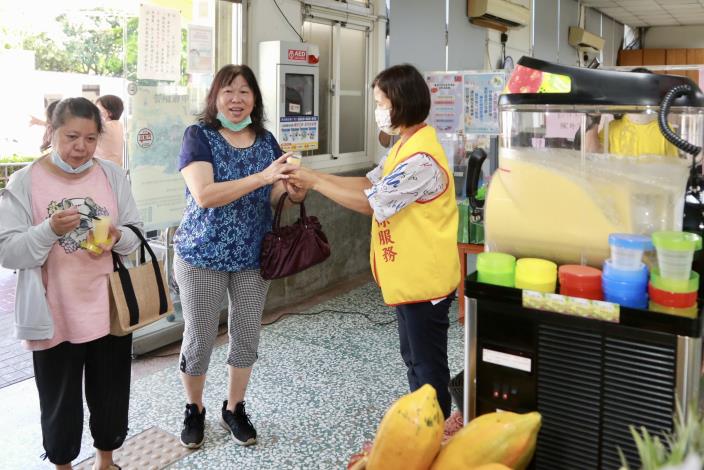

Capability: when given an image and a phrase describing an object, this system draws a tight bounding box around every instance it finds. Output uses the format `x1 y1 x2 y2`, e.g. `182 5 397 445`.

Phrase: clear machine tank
484 58 704 266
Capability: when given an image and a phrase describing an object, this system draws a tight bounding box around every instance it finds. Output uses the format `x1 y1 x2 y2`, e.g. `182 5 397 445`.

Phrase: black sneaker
220 400 257 446
180 403 205 448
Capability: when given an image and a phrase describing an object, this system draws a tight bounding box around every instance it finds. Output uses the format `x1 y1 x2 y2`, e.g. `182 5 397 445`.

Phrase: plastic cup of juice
92 216 112 244
286 152 302 166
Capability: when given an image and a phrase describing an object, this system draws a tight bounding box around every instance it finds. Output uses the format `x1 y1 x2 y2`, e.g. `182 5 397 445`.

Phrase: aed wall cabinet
259 41 320 153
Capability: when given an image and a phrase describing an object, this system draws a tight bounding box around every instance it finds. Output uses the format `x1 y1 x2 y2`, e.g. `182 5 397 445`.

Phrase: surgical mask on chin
217 112 252 132
51 149 94 174
375 107 400 136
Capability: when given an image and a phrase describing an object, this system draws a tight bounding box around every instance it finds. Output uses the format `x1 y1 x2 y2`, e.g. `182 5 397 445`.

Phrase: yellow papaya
470 464 512 470
366 384 444 470
430 411 541 470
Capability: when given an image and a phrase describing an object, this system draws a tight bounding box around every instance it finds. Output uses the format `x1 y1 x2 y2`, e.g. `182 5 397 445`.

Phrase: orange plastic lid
559 265 602 290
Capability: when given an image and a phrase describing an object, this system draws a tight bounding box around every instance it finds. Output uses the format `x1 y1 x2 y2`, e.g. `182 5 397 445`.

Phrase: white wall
246 0 302 76
644 26 704 49
486 0 531 69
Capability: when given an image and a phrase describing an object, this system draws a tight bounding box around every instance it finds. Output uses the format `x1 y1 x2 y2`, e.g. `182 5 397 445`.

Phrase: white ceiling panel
582 0 704 26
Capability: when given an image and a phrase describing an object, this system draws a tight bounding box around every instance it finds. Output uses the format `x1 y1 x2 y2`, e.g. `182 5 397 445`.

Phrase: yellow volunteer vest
370 125 460 305
599 116 678 157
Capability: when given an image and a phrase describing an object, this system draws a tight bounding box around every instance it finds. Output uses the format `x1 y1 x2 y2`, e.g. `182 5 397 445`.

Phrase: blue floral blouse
174 123 283 272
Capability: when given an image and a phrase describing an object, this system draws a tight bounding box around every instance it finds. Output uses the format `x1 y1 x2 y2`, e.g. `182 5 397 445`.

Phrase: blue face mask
217 112 252 132
51 149 94 174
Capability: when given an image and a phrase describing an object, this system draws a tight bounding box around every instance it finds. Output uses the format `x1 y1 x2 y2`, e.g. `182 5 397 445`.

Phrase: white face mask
51 148 94 174
375 107 400 136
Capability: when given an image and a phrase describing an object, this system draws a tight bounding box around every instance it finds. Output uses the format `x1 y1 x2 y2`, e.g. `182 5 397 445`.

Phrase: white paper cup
92 216 111 244
286 152 302 166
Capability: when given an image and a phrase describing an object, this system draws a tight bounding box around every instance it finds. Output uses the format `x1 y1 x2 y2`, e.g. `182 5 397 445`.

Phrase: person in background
173 64 305 449
94 95 125 167
0 97 143 470
287 63 459 419
29 100 59 155
585 67 678 157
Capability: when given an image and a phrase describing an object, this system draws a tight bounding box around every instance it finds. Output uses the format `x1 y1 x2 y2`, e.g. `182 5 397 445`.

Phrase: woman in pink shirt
0 97 142 470
95 95 125 168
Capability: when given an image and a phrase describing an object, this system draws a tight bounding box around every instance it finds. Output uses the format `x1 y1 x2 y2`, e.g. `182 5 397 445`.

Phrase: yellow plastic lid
515 258 557 284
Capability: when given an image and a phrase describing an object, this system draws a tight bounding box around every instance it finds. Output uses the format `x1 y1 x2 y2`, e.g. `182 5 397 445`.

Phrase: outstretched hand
287 167 319 192
285 180 308 203
259 154 295 186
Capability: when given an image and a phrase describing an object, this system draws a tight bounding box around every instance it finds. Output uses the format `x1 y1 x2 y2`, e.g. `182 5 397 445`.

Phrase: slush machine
464 57 704 469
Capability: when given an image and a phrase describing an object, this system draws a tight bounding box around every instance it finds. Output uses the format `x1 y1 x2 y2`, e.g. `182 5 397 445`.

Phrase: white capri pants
174 254 270 376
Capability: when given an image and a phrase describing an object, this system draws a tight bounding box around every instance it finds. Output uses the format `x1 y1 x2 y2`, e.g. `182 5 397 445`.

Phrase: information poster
278 116 319 152
464 72 506 135
425 72 464 132
545 113 582 140
137 4 182 82
127 86 194 230
187 25 213 74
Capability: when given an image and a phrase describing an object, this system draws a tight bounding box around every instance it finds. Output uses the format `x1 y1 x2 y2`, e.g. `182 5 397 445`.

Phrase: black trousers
396 295 453 419
32 334 132 465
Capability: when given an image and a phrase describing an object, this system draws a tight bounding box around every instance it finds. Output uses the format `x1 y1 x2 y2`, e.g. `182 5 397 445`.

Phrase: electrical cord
273 0 303 42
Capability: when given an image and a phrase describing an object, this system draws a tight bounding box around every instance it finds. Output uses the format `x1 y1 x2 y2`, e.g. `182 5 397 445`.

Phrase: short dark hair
96 94 124 120
630 67 653 74
199 64 266 135
51 97 103 135
371 64 430 128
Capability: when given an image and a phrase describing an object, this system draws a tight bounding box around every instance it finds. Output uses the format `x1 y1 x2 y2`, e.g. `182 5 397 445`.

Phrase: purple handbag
260 193 331 280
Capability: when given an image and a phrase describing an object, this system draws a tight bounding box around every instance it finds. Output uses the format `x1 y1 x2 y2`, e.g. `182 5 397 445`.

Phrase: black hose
657 84 702 157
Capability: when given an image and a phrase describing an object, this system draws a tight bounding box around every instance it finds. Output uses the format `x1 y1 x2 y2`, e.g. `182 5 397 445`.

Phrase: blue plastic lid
609 233 654 251
604 291 648 309
603 279 648 296
602 259 649 284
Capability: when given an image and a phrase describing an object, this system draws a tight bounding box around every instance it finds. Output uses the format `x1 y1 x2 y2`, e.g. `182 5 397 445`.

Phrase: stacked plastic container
515 258 557 293
476 252 516 288
602 234 652 309
558 265 603 300
649 231 702 317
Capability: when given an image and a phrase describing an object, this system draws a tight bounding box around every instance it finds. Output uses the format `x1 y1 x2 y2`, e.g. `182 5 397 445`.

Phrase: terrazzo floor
1 282 464 470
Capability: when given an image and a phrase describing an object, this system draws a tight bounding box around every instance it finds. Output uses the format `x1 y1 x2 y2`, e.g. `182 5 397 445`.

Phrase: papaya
470 465 512 470
366 384 444 470
430 411 541 470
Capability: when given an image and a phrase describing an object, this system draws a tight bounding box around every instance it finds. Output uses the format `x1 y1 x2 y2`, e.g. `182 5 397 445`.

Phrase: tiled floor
0 282 465 469
0 267 33 388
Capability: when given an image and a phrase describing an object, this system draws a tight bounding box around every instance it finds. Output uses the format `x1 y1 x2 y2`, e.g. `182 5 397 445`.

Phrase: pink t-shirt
27 163 118 351
95 120 124 167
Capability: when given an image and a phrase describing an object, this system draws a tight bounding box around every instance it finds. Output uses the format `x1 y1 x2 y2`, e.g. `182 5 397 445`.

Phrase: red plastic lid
648 283 698 308
560 286 603 301
559 265 602 290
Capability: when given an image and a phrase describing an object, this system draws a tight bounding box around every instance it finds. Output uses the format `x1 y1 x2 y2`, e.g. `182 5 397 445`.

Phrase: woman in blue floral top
173 64 306 449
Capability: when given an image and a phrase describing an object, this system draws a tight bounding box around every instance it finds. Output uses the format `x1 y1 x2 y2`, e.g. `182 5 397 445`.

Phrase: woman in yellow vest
287 64 459 418
584 68 678 157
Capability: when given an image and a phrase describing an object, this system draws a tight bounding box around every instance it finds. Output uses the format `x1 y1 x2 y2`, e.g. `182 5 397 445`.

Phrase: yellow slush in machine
478 57 704 266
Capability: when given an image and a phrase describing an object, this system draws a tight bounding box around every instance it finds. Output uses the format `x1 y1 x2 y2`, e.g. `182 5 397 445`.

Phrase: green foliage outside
2 9 188 85
0 155 34 189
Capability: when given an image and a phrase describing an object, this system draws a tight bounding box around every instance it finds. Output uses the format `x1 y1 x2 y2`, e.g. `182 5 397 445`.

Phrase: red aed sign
288 49 307 61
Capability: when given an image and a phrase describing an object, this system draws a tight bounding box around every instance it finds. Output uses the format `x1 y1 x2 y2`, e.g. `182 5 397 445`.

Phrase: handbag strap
111 224 169 326
272 192 308 231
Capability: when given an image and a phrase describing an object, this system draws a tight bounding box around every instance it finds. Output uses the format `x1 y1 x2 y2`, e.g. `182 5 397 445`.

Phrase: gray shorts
174 255 270 375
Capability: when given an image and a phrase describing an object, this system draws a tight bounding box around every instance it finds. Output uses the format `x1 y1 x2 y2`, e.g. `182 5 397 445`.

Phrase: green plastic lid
477 252 516 273
651 268 700 293
652 231 702 252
